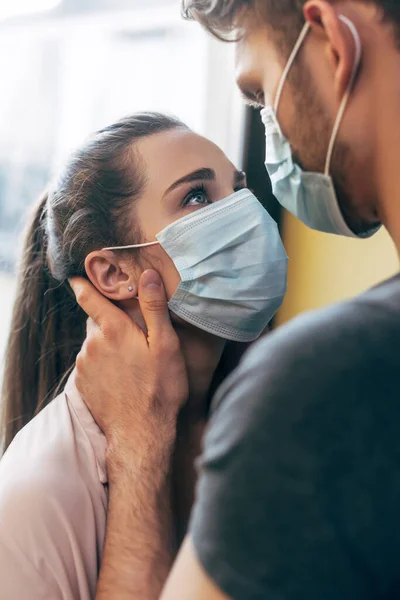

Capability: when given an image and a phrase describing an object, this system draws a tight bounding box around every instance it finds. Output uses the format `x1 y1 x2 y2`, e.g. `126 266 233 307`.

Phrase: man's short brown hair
182 0 400 51
182 0 304 47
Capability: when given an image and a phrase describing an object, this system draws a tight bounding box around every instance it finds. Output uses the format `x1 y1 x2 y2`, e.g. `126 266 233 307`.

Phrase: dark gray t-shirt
190 274 400 600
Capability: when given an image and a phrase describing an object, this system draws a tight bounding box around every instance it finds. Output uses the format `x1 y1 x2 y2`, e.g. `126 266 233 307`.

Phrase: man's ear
304 1 360 98
84 251 138 301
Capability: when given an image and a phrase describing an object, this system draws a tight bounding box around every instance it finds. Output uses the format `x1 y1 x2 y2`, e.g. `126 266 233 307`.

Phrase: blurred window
0 0 244 374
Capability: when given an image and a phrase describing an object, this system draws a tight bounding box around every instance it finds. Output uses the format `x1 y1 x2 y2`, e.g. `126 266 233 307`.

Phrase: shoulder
0 394 92 535
0 393 106 597
202 281 400 479
1 393 78 488
0 463 93 599
213 279 400 421
245 282 399 382
0 391 103 542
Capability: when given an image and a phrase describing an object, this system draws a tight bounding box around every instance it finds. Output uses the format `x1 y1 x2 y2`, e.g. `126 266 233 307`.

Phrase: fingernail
141 269 161 290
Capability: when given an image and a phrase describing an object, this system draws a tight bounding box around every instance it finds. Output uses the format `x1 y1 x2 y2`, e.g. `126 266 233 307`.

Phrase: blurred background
0 0 398 384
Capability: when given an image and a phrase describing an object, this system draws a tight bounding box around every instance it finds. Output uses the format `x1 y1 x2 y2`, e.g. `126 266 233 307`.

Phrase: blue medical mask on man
261 15 380 238
103 189 288 343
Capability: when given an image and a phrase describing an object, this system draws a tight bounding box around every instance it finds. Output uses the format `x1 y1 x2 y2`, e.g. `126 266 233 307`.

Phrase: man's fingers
138 270 173 343
69 277 131 336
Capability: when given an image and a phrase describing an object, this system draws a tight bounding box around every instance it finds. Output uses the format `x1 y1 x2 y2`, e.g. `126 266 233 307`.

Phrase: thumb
138 269 172 340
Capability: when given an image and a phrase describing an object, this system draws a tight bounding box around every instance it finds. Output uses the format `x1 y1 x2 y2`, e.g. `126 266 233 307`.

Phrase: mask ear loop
274 22 311 115
102 241 159 251
324 15 362 175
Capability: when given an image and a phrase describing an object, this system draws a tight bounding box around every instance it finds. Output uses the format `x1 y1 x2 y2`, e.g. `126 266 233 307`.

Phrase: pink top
0 371 108 599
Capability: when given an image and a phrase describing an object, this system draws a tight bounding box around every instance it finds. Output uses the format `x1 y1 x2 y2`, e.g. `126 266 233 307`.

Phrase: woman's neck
170 326 225 547
175 325 226 419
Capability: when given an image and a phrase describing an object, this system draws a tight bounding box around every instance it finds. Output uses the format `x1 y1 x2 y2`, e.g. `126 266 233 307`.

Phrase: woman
0 112 287 599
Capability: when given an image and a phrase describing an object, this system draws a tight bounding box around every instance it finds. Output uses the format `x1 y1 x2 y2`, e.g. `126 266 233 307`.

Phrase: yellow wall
276 212 400 325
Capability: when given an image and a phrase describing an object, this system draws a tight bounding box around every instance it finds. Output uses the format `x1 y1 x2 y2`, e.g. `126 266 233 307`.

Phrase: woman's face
86 128 247 304
133 128 247 299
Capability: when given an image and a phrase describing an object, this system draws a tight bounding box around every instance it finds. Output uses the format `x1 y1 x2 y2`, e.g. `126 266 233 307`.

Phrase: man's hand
70 269 188 479
70 269 188 599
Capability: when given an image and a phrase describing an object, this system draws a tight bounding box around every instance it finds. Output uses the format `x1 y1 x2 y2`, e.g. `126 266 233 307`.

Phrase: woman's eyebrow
163 168 215 198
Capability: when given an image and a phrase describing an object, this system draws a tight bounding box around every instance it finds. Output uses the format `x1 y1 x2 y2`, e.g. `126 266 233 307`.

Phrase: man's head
183 1 400 236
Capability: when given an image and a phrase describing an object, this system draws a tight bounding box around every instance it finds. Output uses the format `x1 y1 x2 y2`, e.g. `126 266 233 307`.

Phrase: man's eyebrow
163 168 216 198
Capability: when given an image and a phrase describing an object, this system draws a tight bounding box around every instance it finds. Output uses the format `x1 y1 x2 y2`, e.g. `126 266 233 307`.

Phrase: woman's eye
183 188 210 207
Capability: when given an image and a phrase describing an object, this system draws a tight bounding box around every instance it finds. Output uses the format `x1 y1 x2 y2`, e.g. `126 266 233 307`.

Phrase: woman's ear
84 251 138 300
304 1 360 99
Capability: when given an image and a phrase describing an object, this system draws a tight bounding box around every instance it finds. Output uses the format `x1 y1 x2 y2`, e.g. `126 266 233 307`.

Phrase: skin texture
70 1 400 599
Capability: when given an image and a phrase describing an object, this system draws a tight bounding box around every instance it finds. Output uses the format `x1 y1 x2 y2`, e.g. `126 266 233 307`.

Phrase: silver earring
128 286 134 292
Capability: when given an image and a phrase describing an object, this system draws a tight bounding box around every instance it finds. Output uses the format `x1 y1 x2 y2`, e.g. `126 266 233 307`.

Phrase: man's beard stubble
285 60 370 235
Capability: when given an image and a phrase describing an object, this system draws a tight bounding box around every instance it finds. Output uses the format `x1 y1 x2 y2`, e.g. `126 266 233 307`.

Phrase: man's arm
71 270 188 599
98 460 227 600
96 466 174 600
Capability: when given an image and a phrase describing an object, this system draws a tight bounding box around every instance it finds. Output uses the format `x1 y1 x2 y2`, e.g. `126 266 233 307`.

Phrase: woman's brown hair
1 112 187 453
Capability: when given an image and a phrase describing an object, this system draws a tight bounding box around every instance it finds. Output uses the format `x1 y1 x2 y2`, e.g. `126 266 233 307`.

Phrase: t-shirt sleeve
0 467 94 600
190 305 400 600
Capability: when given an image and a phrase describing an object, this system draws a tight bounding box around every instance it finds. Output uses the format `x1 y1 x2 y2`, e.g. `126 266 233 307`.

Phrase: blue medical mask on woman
261 15 379 238
103 189 288 342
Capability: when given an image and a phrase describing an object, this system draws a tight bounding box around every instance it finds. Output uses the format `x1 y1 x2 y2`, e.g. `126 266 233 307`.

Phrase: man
71 1 400 598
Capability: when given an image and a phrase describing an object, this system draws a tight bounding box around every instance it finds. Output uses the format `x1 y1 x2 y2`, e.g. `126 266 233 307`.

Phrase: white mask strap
274 21 311 115
102 240 160 251
324 15 362 175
